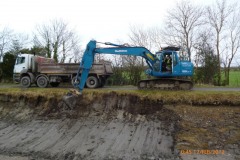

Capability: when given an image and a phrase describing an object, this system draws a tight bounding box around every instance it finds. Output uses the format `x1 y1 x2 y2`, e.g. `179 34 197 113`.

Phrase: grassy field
229 70 240 87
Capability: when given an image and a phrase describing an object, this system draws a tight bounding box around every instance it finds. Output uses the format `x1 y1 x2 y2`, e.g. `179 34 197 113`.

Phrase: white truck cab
13 54 33 83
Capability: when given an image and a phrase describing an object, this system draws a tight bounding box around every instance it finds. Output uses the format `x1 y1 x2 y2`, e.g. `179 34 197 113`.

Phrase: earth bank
0 90 239 160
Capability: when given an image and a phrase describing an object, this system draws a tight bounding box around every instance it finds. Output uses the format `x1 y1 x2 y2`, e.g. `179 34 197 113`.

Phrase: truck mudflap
27 72 35 83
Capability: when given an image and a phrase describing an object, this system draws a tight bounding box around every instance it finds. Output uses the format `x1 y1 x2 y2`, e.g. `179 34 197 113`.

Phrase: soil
0 91 239 160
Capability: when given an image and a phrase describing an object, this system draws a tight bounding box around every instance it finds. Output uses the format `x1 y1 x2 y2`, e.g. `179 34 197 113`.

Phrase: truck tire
21 76 31 88
37 76 48 88
71 76 80 88
50 82 60 87
86 76 99 88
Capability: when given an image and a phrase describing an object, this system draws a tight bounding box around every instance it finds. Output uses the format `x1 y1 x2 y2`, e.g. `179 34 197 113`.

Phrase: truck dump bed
37 61 113 76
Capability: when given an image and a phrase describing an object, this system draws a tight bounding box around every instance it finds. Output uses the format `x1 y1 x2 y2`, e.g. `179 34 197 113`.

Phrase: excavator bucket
62 89 82 109
68 89 82 95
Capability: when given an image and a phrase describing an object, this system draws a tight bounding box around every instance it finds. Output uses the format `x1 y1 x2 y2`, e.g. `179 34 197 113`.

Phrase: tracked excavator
73 40 194 94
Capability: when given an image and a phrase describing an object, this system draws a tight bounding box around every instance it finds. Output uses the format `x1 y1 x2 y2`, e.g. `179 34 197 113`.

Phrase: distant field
229 70 240 87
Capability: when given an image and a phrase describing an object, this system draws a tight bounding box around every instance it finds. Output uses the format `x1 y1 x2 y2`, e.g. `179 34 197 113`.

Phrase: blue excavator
74 40 194 94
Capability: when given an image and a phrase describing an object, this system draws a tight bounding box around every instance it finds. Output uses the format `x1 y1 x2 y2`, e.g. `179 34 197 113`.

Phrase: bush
1 53 16 81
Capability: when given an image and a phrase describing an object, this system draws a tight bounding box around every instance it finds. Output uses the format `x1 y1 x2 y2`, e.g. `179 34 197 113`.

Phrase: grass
1 86 240 106
0 87 68 100
229 70 240 87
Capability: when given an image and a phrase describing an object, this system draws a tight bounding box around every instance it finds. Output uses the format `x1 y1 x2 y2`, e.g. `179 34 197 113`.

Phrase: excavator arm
76 40 158 93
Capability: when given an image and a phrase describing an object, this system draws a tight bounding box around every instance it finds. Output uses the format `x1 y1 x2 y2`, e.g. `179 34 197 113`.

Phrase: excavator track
138 78 193 90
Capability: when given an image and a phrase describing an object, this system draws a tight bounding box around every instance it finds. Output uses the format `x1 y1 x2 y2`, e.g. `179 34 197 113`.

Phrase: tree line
0 19 82 81
1 0 240 86
111 0 240 86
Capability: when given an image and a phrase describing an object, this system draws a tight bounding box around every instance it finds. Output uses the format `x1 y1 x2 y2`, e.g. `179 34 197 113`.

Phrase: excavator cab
158 52 173 72
154 46 192 77
156 47 179 73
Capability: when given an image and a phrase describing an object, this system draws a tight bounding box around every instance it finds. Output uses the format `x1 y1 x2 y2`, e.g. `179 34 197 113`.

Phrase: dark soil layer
0 91 239 160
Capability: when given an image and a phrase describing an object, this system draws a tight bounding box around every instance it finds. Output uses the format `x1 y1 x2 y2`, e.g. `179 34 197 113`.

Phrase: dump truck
13 54 113 88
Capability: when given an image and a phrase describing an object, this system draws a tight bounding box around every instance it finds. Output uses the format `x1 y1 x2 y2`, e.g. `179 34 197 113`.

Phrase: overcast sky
0 0 218 45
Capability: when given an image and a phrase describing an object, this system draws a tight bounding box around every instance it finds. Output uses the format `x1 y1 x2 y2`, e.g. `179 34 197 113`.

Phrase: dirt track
0 90 239 159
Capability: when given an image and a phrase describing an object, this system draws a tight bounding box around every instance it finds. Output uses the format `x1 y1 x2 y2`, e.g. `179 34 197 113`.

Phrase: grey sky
0 0 217 45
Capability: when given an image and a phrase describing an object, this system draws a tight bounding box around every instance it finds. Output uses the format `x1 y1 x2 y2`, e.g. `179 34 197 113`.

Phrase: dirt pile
0 92 181 160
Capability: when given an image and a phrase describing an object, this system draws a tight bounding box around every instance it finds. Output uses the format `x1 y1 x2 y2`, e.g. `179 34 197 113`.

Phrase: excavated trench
0 92 180 160
0 91 239 160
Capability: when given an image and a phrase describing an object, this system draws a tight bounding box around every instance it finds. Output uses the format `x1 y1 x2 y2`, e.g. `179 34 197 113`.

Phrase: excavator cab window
154 52 162 72
153 60 160 72
159 52 172 72
178 48 190 61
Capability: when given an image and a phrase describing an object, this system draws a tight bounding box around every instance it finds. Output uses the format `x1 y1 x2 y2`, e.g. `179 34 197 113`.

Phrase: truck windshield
16 57 25 64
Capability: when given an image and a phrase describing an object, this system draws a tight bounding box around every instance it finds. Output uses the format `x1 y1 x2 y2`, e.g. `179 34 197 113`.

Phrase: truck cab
13 54 33 83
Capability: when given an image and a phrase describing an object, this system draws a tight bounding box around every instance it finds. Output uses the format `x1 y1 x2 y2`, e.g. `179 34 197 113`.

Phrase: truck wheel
37 76 48 88
86 76 99 88
50 82 60 87
21 76 31 88
71 76 80 88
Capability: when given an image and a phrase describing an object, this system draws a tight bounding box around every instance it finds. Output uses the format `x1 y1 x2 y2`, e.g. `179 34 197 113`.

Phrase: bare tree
128 25 161 68
222 4 240 85
0 27 13 61
33 24 51 58
148 27 162 51
206 0 233 85
33 19 80 62
10 33 29 55
128 25 162 51
161 0 203 60
72 45 83 63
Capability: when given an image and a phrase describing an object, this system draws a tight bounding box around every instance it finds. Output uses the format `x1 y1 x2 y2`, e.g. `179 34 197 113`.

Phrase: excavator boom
75 40 194 93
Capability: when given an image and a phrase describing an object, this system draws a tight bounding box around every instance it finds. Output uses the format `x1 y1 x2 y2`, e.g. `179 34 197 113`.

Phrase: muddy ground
0 91 239 160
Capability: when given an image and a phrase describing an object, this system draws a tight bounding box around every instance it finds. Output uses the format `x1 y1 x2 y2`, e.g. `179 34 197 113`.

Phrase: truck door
13 55 28 74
